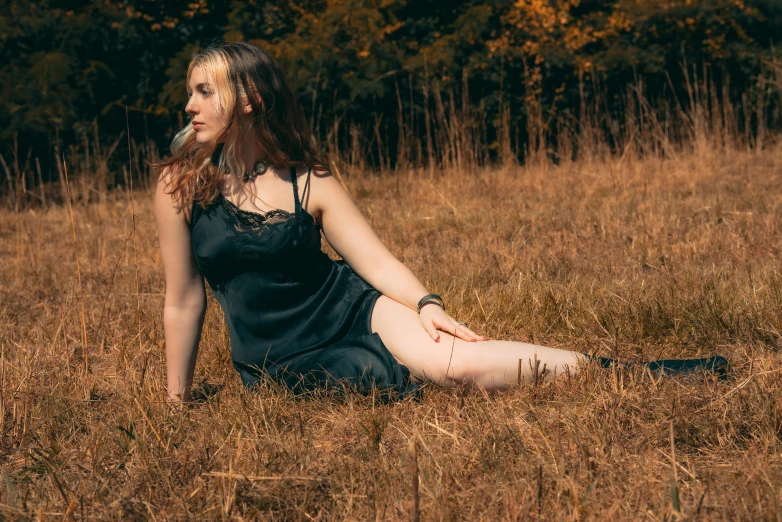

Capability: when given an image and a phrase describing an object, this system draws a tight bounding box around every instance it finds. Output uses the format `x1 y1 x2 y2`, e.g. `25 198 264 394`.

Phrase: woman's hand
418 304 489 343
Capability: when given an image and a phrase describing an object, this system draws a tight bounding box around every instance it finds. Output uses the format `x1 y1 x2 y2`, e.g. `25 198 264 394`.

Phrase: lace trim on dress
219 194 296 232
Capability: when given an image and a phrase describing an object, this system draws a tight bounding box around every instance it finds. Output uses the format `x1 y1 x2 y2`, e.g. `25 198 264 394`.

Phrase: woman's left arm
312 172 487 342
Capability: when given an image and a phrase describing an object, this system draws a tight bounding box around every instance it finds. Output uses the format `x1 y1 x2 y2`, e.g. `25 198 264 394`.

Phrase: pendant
242 160 268 182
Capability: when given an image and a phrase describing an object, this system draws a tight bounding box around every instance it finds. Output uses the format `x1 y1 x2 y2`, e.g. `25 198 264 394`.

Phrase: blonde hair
156 42 324 210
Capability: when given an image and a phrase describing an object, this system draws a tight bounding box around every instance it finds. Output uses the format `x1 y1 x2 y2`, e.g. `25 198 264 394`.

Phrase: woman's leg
370 296 586 389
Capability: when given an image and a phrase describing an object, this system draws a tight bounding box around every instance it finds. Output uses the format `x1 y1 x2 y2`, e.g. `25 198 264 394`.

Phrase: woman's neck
239 141 266 174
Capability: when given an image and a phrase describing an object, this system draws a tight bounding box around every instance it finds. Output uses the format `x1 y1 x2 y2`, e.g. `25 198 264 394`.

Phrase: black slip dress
189 166 420 398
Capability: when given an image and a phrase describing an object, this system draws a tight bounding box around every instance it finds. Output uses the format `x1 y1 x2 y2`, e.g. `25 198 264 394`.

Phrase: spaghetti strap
290 165 301 216
302 167 312 204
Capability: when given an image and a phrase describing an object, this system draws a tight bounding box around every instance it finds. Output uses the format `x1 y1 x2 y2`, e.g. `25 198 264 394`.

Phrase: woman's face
185 65 227 143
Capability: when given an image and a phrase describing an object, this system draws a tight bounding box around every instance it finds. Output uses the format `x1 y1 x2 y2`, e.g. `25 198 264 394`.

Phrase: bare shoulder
155 165 192 226
155 164 203 283
296 166 345 221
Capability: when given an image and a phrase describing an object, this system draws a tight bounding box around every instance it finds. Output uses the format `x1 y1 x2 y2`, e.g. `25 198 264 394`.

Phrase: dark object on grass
588 355 731 380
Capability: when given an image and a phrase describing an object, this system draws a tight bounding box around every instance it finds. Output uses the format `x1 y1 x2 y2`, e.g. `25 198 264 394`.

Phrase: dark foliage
1 0 780 182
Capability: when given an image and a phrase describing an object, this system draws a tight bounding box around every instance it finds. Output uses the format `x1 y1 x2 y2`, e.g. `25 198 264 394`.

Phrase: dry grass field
1 144 782 520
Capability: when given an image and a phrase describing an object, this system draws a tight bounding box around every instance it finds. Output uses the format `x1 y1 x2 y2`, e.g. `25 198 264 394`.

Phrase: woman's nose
185 96 198 116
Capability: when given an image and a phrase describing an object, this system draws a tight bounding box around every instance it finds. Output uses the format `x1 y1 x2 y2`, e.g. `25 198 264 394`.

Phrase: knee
437 345 485 386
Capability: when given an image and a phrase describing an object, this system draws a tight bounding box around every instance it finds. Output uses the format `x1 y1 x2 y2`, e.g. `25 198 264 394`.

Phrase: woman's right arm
155 169 206 402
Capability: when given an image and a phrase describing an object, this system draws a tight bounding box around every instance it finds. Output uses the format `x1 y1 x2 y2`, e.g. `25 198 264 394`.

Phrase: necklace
241 160 268 183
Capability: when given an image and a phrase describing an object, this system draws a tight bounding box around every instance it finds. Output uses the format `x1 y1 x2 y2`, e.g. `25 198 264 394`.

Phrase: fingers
451 322 489 342
419 308 490 343
421 318 441 342
433 314 488 342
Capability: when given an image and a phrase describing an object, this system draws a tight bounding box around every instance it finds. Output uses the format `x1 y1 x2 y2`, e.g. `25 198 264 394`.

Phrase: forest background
2 0 782 194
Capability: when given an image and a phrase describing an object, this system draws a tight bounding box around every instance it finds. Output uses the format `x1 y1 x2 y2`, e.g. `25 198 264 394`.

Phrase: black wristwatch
417 294 445 315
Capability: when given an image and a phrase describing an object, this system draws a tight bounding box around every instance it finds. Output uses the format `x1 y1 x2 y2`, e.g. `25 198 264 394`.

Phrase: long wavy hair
155 42 325 210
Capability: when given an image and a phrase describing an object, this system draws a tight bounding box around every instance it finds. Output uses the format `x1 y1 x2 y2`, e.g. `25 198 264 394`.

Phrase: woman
155 42 727 402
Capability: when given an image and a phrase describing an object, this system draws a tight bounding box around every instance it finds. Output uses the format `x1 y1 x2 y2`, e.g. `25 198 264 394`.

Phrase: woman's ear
243 103 252 114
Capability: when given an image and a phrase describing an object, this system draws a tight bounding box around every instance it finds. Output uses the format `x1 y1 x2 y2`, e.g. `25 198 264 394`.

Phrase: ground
1 145 781 520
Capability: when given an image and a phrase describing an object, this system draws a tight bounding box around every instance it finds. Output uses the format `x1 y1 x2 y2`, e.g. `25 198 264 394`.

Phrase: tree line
1 0 781 186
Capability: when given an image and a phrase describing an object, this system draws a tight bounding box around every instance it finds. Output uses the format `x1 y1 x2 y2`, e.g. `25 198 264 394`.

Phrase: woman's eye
202 90 212 97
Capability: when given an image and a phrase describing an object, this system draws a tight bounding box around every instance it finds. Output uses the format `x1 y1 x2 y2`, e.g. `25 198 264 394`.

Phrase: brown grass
1 144 782 520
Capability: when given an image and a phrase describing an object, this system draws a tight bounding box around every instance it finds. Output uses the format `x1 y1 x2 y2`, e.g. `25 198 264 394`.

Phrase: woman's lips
192 122 204 130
